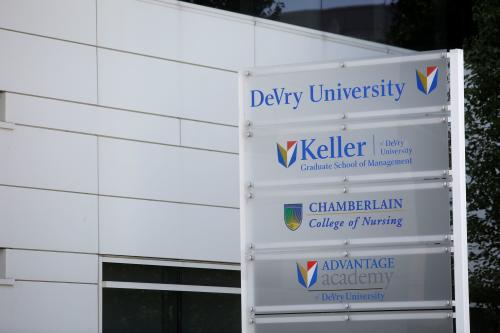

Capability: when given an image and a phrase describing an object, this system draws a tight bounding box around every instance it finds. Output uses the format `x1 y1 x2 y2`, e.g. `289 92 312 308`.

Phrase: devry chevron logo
416 66 438 95
296 260 318 288
276 141 298 168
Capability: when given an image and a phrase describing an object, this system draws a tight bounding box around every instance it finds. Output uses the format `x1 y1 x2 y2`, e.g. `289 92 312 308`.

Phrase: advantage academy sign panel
240 51 469 333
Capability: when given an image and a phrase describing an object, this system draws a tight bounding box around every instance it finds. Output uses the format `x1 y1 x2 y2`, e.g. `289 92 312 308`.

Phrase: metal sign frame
239 50 469 333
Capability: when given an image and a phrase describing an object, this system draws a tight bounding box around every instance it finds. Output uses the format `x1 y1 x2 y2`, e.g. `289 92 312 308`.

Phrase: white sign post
239 50 469 333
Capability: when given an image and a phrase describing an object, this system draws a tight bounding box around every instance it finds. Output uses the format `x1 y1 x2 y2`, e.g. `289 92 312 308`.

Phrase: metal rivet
343 176 348 182
442 117 447 123
443 182 448 188
342 114 347 119
247 182 254 189
341 125 346 131
246 120 252 126
344 239 349 245
344 315 350 321
247 255 254 261
249 243 254 250
248 193 254 199
244 71 251 76
446 301 451 306
344 251 349 257
448 313 453 319
249 318 255 324
340 63 346 68
343 187 347 193
345 304 350 309
441 105 447 112
246 131 253 138
250 306 255 312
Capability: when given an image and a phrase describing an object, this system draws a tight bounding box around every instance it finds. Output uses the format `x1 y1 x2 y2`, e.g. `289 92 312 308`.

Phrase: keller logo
284 204 303 231
276 141 298 168
296 261 318 288
416 66 438 95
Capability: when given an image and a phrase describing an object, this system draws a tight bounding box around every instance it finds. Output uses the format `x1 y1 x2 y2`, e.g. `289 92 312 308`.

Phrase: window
102 261 241 333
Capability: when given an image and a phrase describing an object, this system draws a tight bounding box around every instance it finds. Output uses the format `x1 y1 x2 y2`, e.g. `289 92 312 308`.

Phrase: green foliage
464 0 500 322
388 0 447 50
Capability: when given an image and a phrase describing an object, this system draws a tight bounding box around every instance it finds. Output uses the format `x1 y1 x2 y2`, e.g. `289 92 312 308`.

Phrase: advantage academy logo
296 260 318 288
284 203 303 231
416 66 438 95
276 141 298 168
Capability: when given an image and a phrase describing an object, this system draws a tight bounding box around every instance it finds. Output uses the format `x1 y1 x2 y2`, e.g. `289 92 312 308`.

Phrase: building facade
0 0 411 332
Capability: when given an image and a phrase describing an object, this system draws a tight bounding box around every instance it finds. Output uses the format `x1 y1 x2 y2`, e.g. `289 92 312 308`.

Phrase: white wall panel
97 0 253 70
255 25 326 66
98 48 181 117
0 281 97 333
180 65 238 125
180 147 238 207
4 250 97 284
0 30 97 103
0 250 5 278
0 93 5 121
98 49 238 124
0 126 97 193
4 93 180 145
255 24 392 66
99 196 239 262
324 41 389 61
99 138 238 207
179 7 254 69
181 120 238 153
99 137 182 200
97 0 181 59
0 0 96 44
0 186 97 253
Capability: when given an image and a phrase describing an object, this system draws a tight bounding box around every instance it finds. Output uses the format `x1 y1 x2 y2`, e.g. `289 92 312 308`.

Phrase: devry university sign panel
240 53 455 333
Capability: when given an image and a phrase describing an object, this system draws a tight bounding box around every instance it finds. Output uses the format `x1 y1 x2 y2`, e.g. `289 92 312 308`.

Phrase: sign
244 58 448 123
253 252 451 307
249 187 450 244
254 313 453 333
240 51 469 333
246 123 449 182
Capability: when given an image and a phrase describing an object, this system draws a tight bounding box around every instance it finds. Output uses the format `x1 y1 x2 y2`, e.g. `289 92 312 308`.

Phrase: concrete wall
0 0 411 331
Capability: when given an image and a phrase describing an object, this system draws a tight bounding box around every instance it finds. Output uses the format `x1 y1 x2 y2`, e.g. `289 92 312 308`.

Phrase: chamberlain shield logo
416 66 438 95
284 204 303 231
276 141 298 168
296 261 318 288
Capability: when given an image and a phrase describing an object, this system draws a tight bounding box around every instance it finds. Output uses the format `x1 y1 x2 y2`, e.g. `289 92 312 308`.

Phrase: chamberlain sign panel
249 187 450 243
240 51 466 333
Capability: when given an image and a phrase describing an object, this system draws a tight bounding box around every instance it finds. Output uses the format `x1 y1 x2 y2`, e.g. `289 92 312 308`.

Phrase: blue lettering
250 90 264 107
301 139 317 160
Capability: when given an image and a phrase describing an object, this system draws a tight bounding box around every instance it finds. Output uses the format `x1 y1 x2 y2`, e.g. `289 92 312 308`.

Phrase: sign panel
252 253 451 307
255 315 453 333
249 187 450 244
245 58 448 123
246 122 449 182
240 51 468 333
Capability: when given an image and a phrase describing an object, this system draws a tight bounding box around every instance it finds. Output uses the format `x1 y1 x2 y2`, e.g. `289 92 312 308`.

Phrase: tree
390 0 499 331
464 0 500 331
